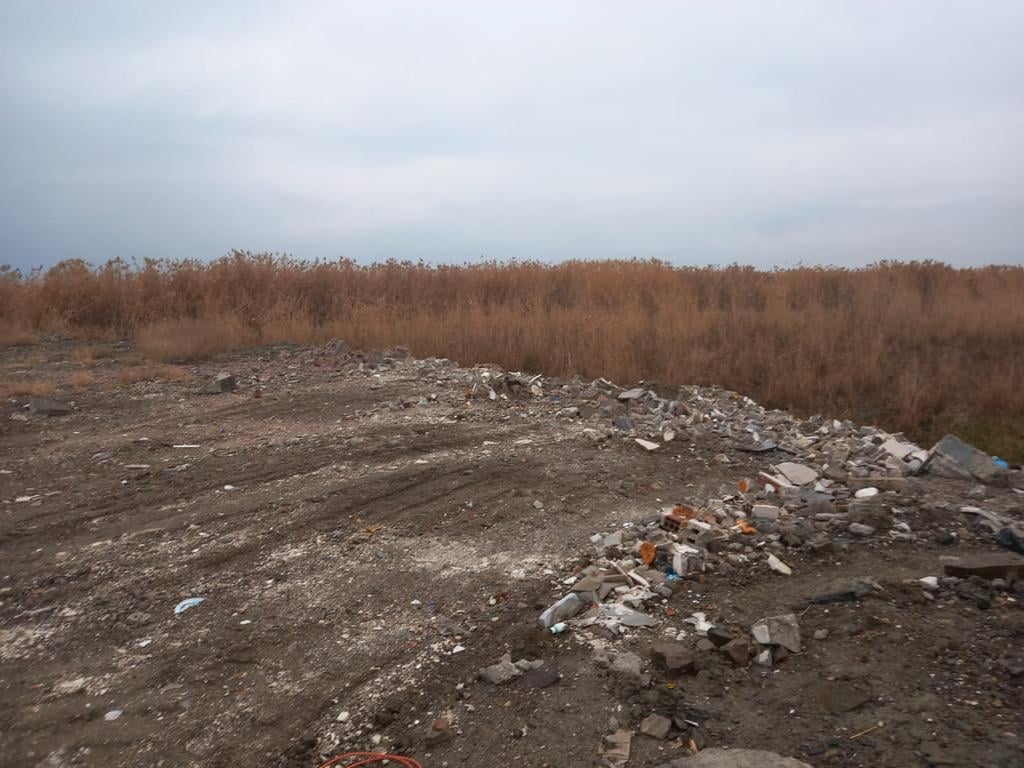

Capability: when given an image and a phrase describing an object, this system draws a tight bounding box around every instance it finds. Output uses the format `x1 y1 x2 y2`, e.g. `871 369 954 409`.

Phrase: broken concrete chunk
618 387 647 401
603 530 624 548
640 713 672 740
706 626 734 648
635 438 660 451
751 613 801 653
751 504 781 520
847 476 906 491
721 637 751 666
479 653 521 684
201 372 237 394
772 462 819 486
650 642 694 675
538 593 585 629
571 575 604 594
595 602 659 627
925 434 1008 486
605 650 644 677
766 553 792 576
941 553 1024 582
807 577 877 604
880 438 918 461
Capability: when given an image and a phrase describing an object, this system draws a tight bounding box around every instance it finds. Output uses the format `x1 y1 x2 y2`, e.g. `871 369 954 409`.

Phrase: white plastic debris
174 597 205 615
685 612 714 635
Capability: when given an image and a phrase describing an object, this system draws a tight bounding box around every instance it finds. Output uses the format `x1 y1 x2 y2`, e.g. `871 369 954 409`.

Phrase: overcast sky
2 1 1022 271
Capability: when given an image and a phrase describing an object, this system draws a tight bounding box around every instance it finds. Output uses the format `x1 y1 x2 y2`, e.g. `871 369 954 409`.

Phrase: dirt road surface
1 342 1022 767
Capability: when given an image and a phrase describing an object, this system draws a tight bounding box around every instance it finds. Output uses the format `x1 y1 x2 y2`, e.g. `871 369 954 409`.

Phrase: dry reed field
2 254 1022 460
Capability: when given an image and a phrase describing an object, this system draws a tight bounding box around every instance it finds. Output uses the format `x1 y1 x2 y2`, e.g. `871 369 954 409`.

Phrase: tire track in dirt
0 418 520 551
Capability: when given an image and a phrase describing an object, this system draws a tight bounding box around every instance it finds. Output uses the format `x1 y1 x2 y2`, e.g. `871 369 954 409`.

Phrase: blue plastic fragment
992 456 1009 469
174 597 205 615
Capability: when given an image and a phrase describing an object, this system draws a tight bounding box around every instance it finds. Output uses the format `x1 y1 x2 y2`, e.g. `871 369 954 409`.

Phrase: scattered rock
201 372 236 394
53 677 88 696
942 554 1024 582
848 522 875 537
721 637 752 666
650 642 695 676
640 713 672 740
479 653 522 685
751 614 801 653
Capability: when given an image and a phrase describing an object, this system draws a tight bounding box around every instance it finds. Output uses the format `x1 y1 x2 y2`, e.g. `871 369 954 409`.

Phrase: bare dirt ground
1 341 1022 768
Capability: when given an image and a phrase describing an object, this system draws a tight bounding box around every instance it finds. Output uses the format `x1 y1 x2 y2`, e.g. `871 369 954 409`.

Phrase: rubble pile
451 365 1021 556
454 363 1014 484
528 439 1017 645
455 367 1021 765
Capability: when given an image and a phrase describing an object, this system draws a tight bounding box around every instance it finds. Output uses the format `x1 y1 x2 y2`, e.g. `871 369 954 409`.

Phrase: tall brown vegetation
3 254 1023 459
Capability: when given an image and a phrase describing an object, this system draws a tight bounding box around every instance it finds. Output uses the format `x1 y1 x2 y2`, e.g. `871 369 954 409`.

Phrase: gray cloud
2 0 1022 270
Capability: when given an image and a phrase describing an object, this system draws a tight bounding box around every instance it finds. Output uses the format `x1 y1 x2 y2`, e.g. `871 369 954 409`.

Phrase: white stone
767 554 792 576
773 462 818 486
881 439 918 460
